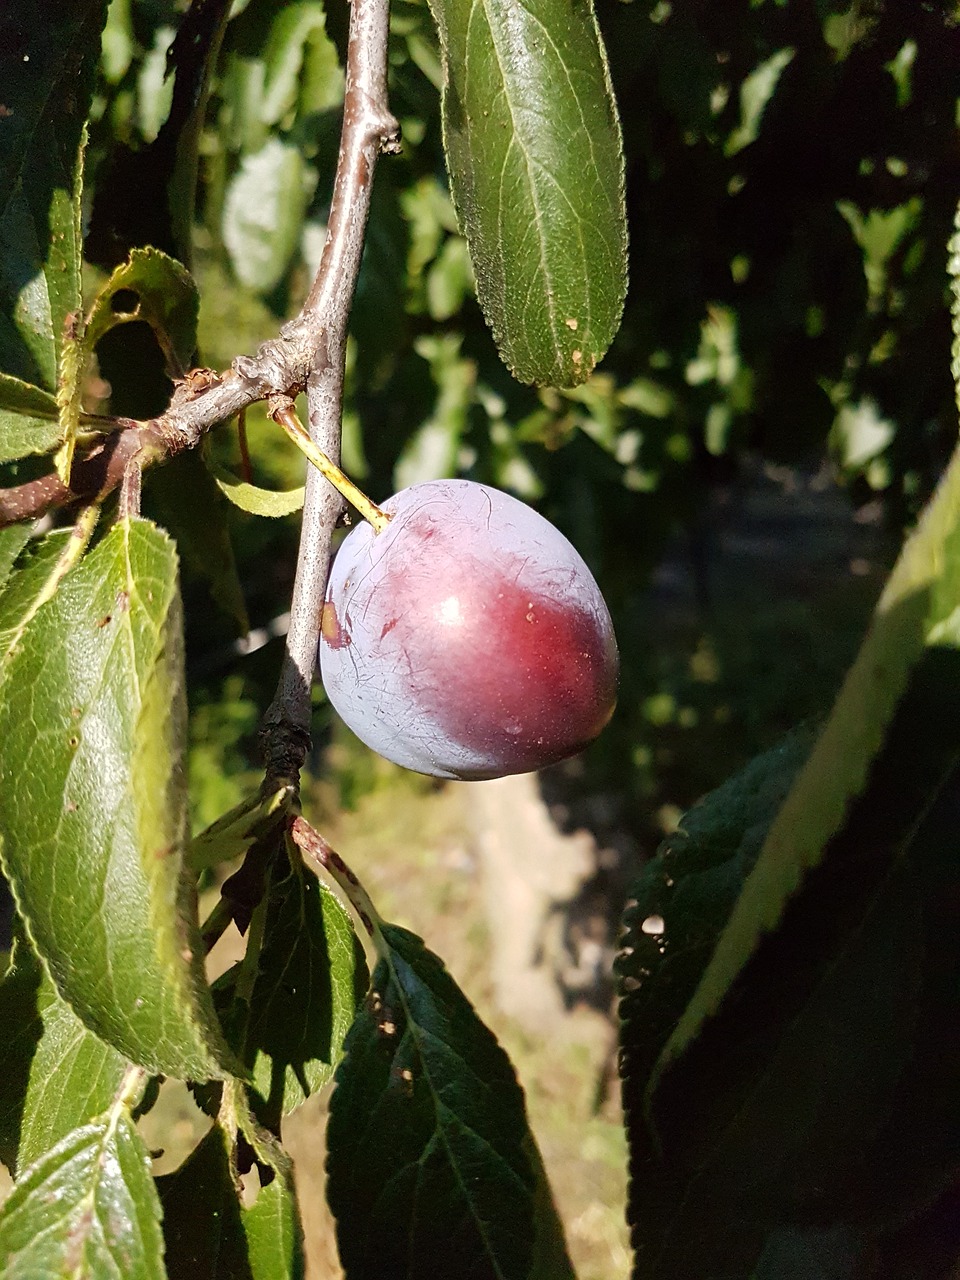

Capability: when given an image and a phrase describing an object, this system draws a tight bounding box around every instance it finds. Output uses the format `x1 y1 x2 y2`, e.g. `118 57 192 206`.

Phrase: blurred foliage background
82 0 960 855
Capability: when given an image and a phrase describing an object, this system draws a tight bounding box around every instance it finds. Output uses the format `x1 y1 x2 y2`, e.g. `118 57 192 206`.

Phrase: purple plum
318 479 618 780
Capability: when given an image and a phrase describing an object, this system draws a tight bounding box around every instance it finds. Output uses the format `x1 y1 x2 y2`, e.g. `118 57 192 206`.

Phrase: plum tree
318 478 619 780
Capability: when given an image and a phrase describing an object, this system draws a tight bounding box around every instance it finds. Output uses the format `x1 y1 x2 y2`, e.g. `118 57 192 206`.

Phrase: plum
318 478 618 780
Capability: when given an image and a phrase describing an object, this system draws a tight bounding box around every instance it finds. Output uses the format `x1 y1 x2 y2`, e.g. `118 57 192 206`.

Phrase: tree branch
0 0 400 792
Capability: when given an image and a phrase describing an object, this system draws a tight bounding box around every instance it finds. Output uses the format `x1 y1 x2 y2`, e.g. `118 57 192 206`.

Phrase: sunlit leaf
0 930 130 1177
85 247 200 378
428 0 627 385
223 140 315 292
0 518 235 1078
0 373 61 465
0 1108 165 1280
208 457 305 518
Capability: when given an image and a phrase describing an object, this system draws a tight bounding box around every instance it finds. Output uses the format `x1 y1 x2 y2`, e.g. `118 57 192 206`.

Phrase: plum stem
272 402 391 533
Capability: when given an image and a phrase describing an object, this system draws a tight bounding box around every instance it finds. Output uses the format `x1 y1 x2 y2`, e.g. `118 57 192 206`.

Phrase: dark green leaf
0 518 235 1078
618 734 810 1279
0 0 107 388
751 1226 867 1280
87 0 231 269
217 840 368 1121
0 932 129 1176
0 1109 165 1279
658 440 960 1073
327 923 542 1280
85 248 200 379
0 374 61 465
158 1124 304 1280
428 0 627 385
248 852 366 1116
646 678 960 1223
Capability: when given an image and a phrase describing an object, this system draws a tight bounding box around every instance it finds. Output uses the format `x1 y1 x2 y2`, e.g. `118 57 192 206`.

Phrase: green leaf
752 1226 866 1280
87 0 231 269
85 248 200 378
394 334 475 490
147 450 250 635
0 518 234 1079
327 923 542 1280
0 529 78 671
0 0 107 389
217 840 368 1121
0 932 129 1176
0 1108 165 1280
0 523 32 593
725 48 796 157
428 0 627 386
208 458 305 518
249 853 367 1115
223 140 315 292
259 1 344 124
158 1124 304 1280
618 733 810 1278
0 373 61 465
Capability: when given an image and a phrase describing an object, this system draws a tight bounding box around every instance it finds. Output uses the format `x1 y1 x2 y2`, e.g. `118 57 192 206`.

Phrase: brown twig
0 0 400 792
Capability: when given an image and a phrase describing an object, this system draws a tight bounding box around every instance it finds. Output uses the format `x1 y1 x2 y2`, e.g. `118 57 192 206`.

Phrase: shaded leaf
248 850 367 1115
428 0 627 385
85 248 200 379
327 923 541 1280
626 507 960 1248
752 1226 866 1280
0 523 32 592
188 785 293 876
0 373 61 465
158 1123 304 1280
0 0 106 389
216 838 368 1121
0 1109 165 1280
0 518 234 1078
87 0 231 269
618 733 811 1278
0 931 129 1176
658 439 960 1074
